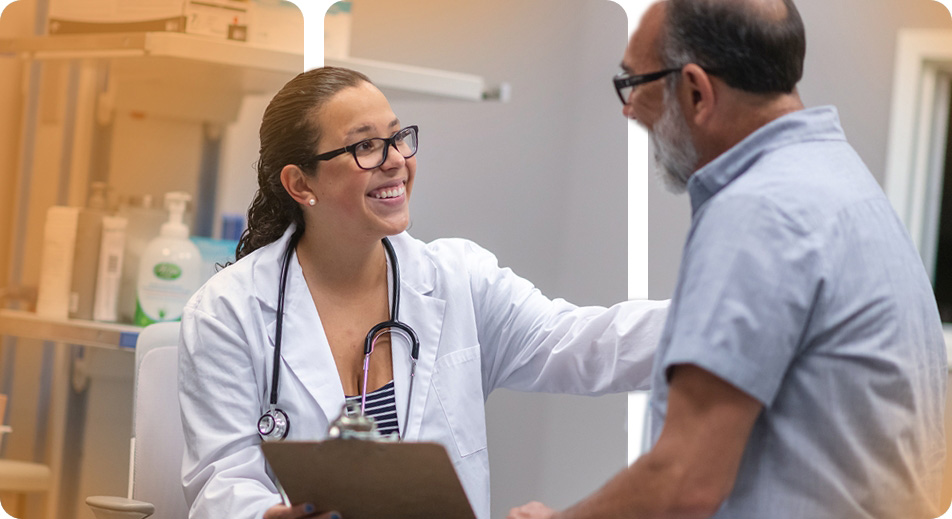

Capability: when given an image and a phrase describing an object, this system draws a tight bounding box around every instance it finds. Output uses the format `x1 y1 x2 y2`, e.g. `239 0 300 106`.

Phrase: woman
178 67 667 519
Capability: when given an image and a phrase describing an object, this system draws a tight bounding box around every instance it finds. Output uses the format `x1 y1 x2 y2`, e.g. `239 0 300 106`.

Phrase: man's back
650 106 947 518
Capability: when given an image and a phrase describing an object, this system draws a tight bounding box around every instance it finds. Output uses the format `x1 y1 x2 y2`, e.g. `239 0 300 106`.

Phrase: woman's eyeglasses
303 125 419 170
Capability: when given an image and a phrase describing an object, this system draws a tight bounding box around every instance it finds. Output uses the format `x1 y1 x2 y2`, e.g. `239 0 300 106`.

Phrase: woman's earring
308 198 316 206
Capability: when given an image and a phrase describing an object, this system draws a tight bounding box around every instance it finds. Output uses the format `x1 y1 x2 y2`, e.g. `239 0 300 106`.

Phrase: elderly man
510 0 947 518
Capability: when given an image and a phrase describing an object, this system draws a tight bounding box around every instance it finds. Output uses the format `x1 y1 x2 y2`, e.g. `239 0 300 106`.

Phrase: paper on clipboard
261 439 476 519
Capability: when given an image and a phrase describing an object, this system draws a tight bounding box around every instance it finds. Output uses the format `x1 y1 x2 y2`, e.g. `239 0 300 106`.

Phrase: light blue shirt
649 106 947 518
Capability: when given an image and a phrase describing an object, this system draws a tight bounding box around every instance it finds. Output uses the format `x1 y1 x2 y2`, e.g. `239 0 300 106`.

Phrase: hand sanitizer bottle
134 191 202 326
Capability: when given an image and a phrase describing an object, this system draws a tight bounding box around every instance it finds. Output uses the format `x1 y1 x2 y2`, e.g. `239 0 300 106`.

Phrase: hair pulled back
661 0 805 94
235 66 372 261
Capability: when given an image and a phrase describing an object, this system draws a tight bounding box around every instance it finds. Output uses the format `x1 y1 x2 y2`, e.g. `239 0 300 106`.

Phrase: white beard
650 89 698 194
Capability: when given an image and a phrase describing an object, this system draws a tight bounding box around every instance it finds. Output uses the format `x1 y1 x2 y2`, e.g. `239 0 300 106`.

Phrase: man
509 0 947 518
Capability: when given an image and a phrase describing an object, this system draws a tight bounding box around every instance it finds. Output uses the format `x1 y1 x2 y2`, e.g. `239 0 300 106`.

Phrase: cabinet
0 28 501 519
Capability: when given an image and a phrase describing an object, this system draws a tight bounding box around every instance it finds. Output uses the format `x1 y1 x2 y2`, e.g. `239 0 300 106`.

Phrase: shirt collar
686 105 847 216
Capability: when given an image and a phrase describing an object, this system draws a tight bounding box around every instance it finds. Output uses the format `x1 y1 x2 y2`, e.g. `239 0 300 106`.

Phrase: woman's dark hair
234 66 372 261
661 0 805 94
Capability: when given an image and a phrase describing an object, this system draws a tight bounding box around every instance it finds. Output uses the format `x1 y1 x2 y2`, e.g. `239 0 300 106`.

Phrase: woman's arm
179 302 283 519
461 240 669 394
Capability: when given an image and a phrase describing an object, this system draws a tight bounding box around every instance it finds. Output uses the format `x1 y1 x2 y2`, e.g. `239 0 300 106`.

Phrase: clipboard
261 439 476 519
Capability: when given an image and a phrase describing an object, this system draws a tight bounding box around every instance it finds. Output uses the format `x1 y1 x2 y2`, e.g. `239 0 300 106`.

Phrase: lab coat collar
256 226 445 439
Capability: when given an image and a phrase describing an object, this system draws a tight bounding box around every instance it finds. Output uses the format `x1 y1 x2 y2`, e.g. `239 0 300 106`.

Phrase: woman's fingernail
330 513 342 519
304 503 315 513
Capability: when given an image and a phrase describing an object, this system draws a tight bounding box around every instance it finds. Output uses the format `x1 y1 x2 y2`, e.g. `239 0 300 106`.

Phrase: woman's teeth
373 184 405 199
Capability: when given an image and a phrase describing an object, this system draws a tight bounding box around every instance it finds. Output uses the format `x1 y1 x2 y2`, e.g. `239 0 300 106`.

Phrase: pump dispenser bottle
134 191 201 326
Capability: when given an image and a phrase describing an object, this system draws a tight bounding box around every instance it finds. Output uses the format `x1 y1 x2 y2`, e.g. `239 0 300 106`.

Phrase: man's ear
680 63 716 127
280 164 316 206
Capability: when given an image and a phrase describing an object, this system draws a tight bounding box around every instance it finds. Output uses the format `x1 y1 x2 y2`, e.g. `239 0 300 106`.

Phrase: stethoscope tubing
264 233 419 441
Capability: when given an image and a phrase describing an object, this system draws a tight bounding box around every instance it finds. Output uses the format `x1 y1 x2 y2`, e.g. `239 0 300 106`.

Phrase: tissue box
48 0 249 42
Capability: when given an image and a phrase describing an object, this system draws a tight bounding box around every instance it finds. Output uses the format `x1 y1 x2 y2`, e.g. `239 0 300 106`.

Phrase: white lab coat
179 226 668 519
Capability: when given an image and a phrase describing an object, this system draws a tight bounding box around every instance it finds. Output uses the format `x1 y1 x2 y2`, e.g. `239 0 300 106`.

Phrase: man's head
620 0 806 192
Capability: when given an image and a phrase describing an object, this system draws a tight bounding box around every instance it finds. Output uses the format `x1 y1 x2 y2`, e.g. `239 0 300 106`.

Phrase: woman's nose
380 143 407 170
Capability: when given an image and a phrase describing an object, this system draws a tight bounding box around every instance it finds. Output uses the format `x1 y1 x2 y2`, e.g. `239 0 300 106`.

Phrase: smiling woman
176 65 668 519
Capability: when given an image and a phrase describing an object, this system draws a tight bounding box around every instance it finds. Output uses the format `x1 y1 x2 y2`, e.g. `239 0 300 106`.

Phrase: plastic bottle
117 195 165 324
134 192 202 326
92 215 128 322
69 182 108 320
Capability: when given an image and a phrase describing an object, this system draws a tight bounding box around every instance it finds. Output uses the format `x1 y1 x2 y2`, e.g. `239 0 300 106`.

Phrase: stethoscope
257 233 420 442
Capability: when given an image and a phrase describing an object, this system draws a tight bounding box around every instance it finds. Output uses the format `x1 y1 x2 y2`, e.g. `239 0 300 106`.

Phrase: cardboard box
49 0 249 42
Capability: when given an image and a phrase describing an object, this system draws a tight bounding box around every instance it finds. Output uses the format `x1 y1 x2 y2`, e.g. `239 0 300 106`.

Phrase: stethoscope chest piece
258 406 289 441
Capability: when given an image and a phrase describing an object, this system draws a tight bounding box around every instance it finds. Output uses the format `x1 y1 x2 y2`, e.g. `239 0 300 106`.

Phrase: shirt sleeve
179 296 281 519
456 239 669 395
660 194 824 407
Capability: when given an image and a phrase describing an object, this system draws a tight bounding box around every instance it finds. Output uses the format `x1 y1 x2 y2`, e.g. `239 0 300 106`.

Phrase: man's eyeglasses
613 68 681 105
303 125 419 170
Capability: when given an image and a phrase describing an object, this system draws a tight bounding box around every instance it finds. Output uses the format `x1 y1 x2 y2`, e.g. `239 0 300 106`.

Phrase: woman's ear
680 64 716 127
280 164 316 206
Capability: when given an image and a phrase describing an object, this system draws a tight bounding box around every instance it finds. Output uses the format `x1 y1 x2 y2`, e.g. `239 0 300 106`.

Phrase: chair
0 393 53 518
85 321 188 519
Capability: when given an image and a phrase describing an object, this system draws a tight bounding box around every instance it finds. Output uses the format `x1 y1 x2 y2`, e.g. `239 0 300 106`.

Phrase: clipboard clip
327 401 398 442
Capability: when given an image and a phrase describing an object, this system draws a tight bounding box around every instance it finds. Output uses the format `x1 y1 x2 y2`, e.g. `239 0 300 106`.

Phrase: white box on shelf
48 0 251 42
36 206 80 319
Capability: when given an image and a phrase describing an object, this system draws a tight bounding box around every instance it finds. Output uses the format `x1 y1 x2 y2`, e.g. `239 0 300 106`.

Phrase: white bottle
134 192 201 326
92 215 128 322
69 182 108 320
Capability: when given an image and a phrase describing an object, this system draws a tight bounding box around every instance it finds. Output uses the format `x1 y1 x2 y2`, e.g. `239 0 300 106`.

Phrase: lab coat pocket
433 345 488 458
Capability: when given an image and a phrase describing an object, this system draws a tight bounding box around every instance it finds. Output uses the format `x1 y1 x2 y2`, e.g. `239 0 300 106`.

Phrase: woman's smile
369 181 407 200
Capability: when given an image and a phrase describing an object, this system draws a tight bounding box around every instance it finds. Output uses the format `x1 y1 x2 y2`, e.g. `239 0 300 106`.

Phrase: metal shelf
0 309 141 350
0 31 302 71
0 32 504 101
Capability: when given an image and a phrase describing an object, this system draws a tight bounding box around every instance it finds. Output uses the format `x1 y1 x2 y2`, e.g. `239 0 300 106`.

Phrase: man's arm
509 364 763 519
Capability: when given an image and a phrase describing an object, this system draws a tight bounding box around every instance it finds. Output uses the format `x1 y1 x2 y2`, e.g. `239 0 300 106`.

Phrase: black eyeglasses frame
301 125 420 171
613 68 682 105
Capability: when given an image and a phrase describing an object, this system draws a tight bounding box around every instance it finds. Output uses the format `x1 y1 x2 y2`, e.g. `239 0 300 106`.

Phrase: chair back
132 322 188 519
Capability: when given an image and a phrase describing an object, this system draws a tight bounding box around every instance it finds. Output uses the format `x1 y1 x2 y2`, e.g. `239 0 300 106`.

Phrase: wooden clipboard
261 439 476 519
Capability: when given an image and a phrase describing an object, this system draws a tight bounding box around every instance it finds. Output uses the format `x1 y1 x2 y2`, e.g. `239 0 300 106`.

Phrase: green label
153 262 182 280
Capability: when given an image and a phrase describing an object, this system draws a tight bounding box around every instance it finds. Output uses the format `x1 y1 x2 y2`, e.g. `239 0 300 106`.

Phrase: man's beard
650 88 698 194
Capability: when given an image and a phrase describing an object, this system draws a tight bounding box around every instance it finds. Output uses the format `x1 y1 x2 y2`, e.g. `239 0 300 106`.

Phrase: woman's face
307 81 416 241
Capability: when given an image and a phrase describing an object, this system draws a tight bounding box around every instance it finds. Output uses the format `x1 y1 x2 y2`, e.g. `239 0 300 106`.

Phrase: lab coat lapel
263 245 345 429
388 234 445 442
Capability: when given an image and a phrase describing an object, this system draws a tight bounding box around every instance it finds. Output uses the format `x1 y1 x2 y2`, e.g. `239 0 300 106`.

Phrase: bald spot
709 0 789 22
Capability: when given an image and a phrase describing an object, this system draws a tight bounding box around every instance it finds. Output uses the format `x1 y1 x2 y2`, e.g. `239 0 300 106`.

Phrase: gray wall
347 0 633 515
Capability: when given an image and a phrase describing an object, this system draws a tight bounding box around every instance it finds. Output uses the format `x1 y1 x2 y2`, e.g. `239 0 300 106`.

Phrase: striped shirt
345 380 399 436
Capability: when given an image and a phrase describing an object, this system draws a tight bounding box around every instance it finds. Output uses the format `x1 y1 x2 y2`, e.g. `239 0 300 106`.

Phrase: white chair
0 393 53 518
86 321 188 519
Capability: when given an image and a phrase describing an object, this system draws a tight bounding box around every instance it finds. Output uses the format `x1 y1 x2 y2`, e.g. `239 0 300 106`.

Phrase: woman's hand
263 503 341 519
507 501 557 519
